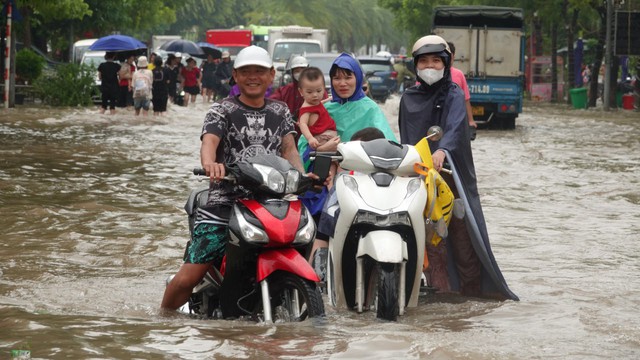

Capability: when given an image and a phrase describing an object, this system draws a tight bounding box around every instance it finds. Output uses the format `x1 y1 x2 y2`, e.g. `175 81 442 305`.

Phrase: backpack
133 71 150 99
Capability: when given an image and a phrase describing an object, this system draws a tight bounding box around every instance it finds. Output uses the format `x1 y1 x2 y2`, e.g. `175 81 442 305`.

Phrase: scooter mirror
426 126 443 141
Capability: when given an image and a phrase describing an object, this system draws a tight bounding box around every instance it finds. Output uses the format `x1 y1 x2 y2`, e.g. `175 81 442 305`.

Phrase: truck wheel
501 116 516 130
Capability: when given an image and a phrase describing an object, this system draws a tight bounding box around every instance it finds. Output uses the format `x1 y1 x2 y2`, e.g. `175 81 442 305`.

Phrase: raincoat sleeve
434 89 468 155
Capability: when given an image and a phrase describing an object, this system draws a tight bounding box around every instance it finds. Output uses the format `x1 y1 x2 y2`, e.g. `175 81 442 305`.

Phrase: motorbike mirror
426 126 443 141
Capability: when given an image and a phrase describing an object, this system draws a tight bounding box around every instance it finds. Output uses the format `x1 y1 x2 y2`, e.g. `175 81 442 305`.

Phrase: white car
81 51 106 103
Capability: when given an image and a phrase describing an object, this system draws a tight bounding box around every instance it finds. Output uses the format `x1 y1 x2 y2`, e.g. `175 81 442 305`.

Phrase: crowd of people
96 50 235 115
161 34 518 316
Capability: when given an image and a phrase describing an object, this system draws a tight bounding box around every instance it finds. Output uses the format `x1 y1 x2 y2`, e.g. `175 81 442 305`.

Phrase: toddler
297 67 337 149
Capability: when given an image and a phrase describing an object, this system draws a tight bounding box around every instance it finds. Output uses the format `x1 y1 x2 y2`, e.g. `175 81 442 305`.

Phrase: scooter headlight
354 211 411 227
294 207 316 245
253 164 285 194
343 175 359 193
405 178 422 198
236 209 269 244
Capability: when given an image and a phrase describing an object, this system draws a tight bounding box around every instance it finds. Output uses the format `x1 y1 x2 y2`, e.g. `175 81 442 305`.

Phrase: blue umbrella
90 34 146 52
196 42 223 59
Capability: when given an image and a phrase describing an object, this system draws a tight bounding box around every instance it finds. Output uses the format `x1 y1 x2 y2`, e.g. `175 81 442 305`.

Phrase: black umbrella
160 39 205 58
196 42 222 59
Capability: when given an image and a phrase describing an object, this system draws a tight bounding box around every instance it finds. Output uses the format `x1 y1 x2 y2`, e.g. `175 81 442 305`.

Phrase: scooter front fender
256 248 320 282
356 230 408 263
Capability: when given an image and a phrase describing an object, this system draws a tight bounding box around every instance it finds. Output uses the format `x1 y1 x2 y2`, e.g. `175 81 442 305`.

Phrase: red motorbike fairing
256 248 320 282
240 199 302 245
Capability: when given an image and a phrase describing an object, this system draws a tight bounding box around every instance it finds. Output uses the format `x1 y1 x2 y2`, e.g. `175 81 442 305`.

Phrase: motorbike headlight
236 209 269 245
354 211 411 227
285 169 300 194
294 207 316 245
254 164 285 194
405 178 422 198
343 175 359 194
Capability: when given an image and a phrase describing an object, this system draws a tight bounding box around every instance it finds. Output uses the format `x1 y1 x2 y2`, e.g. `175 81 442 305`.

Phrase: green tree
17 0 91 48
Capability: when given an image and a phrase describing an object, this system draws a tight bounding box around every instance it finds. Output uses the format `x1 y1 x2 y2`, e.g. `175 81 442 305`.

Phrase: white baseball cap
233 46 273 69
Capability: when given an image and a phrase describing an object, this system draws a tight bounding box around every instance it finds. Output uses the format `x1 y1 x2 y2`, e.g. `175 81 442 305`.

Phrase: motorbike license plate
368 76 382 81
472 106 484 116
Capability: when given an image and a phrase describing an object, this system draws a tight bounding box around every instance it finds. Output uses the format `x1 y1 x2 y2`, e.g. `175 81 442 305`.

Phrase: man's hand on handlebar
203 162 226 182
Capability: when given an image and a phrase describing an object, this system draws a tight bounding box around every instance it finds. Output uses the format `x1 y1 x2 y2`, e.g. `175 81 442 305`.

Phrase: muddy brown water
1 99 639 359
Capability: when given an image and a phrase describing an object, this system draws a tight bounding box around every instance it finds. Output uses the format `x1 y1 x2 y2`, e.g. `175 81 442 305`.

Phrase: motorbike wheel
255 271 325 322
376 263 400 321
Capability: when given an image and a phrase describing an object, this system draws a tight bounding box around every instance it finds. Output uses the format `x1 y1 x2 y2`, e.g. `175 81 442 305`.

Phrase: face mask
418 68 444 85
293 72 301 82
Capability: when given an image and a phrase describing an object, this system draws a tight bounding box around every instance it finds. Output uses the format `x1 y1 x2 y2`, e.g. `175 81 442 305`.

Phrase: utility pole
603 0 613 111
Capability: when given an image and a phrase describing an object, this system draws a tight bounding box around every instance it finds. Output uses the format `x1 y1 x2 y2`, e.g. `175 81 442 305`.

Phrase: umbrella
160 39 205 58
196 42 222 59
89 34 146 52
114 48 147 62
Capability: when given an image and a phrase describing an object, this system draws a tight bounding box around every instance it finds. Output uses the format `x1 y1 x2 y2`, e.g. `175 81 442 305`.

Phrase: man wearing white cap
161 46 325 317
213 50 232 98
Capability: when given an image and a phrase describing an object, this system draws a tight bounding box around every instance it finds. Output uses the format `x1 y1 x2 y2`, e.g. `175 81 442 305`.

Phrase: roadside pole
603 0 613 111
4 0 11 108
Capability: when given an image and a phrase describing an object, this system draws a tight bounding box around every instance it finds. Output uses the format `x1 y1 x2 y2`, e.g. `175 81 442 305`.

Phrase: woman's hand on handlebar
203 162 226 182
432 150 446 172
304 171 333 188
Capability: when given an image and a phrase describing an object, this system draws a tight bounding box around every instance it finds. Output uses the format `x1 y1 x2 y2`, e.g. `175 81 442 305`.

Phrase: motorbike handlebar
308 152 343 162
193 167 207 176
192 167 236 182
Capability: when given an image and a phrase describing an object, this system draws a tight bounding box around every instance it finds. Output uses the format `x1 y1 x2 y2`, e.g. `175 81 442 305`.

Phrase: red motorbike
173 154 325 323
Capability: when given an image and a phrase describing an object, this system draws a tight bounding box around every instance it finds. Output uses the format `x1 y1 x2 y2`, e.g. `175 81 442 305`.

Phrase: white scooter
313 127 443 321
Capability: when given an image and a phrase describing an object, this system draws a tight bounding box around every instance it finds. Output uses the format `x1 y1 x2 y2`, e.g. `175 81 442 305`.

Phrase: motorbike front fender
256 248 320 283
356 230 407 263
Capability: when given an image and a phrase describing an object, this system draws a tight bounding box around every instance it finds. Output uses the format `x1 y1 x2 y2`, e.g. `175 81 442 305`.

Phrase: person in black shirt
213 51 232 99
97 52 121 114
152 56 171 115
201 54 218 103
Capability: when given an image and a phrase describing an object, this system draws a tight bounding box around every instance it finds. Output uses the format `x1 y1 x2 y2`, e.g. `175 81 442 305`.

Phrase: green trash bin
570 88 588 109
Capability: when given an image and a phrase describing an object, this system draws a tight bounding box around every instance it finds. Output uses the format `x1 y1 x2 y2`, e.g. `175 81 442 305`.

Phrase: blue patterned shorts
184 223 229 265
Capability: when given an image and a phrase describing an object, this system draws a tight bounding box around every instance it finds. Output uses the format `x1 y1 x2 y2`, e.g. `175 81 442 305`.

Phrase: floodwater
1 98 639 359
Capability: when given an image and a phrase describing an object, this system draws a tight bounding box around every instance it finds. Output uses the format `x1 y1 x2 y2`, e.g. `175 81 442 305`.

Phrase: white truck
267 26 329 83
151 35 181 52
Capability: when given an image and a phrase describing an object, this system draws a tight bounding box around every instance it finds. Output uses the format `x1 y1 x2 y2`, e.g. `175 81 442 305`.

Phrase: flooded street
1 98 639 359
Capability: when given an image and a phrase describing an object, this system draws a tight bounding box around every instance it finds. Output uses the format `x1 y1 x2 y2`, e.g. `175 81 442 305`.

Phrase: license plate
472 106 484 116
368 76 382 81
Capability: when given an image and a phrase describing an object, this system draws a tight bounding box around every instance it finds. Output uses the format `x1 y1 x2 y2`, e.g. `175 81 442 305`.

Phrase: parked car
81 51 106 103
72 39 97 64
278 52 338 92
357 55 397 102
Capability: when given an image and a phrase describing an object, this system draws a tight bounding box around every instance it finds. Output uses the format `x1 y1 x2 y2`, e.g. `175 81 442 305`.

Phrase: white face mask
293 72 301 82
418 68 444 85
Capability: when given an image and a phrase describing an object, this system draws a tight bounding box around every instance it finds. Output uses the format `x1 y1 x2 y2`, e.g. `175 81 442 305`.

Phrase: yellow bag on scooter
413 137 454 248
